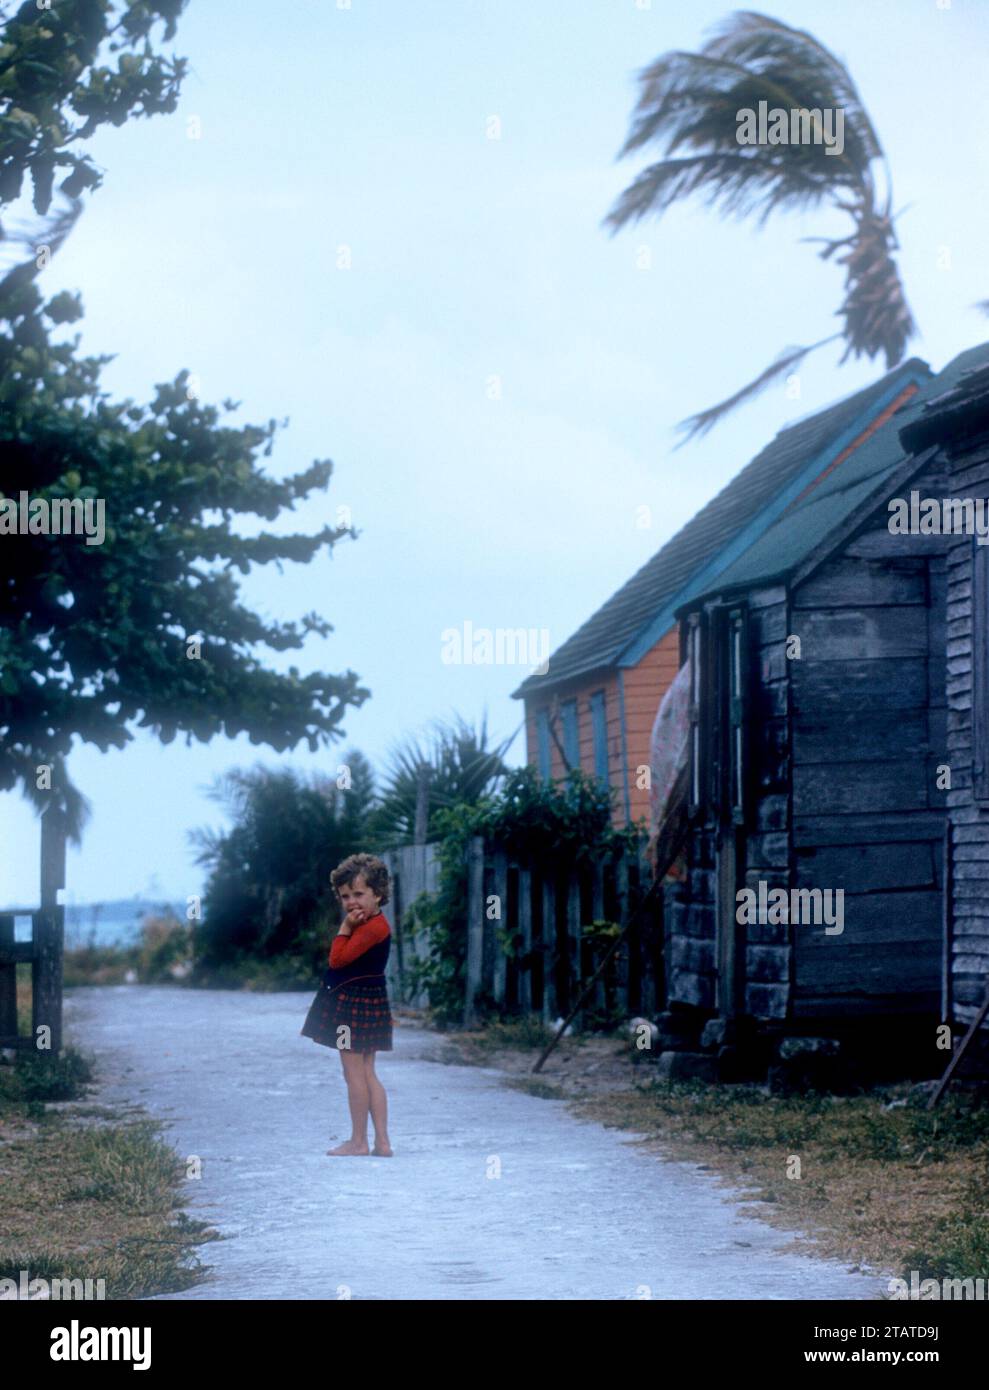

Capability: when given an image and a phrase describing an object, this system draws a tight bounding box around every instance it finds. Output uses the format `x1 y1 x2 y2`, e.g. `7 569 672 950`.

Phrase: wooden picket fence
462 834 660 1029
380 841 440 1010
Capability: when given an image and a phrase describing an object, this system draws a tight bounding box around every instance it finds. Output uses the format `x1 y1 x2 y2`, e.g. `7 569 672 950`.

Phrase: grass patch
441 1015 572 1059
0 1047 95 1105
568 1073 989 1279
0 1045 218 1298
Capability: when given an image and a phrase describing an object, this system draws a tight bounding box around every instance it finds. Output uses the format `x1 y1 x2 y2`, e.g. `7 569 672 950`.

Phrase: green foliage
61 1118 184 1211
0 0 188 218
0 1044 93 1103
402 765 646 1026
0 343 370 806
0 0 369 835
191 756 377 969
365 712 515 848
903 1161 989 1281
133 912 192 982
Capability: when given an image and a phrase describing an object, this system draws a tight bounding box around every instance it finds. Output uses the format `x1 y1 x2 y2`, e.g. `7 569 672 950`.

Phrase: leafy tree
0 0 188 222
190 751 377 968
605 10 915 442
365 712 517 848
0 1 370 838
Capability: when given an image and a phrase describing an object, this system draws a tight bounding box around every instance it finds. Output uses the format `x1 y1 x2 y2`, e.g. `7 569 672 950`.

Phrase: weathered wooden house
662 342 989 1077
899 352 989 1069
512 360 930 829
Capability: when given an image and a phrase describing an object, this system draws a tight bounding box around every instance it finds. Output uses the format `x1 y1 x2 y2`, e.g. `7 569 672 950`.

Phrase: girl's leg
326 1049 371 1155
363 1051 392 1155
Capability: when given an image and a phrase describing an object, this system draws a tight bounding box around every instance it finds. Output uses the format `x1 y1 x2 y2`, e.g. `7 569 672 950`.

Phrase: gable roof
512 357 930 699
675 341 989 608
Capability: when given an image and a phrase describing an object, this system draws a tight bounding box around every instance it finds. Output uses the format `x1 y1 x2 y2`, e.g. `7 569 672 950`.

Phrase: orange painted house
511 360 930 828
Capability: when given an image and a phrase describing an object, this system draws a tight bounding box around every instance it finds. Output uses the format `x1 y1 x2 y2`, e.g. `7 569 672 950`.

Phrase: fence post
34 804 66 1056
591 858 606 1016
615 848 630 1017
541 867 557 1023
464 836 485 1027
492 848 508 1007
0 916 16 1043
518 865 533 1012
390 863 404 1002
567 871 582 1027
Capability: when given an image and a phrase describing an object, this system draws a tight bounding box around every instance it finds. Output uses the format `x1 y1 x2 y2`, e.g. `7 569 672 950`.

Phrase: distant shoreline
64 900 187 949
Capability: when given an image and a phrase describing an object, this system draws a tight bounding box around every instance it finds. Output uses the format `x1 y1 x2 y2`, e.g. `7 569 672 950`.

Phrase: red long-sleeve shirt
328 912 390 967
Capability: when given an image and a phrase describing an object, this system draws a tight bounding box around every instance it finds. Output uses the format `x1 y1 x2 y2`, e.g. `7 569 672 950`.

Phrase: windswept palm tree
604 10 915 443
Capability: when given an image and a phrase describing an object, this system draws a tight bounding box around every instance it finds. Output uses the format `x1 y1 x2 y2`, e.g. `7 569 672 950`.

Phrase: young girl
300 852 394 1157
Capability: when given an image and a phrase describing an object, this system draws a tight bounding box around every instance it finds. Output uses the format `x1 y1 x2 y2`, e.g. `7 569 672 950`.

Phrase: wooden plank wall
943 427 989 1027
789 461 950 1018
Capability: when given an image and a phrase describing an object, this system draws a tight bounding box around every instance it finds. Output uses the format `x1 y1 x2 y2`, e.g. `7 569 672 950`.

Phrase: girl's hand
341 906 366 933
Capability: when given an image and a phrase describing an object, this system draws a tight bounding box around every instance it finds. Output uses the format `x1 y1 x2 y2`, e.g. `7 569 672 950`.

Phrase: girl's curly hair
330 852 390 908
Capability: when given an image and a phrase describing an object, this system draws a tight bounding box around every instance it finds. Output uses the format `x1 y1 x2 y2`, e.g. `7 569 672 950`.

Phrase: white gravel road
63 985 889 1301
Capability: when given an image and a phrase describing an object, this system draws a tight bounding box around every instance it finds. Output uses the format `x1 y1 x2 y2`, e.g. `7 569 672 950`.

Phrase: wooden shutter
727 606 749 825
687 612 704 815
590 690 609 781
561 699 579 770
536 708 552 779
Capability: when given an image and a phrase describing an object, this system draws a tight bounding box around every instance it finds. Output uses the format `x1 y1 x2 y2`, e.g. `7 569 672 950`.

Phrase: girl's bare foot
326 1140 370 1156
372 1143 393 1157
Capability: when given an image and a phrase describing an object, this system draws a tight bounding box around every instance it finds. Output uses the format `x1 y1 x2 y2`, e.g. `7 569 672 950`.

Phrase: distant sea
63 899 187 950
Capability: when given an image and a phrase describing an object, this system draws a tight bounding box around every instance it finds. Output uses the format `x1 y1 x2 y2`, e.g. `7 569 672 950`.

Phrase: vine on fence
399 765 647 1026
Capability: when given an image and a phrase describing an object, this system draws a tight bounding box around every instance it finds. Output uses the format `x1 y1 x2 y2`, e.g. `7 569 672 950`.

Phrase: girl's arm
328 915 389 967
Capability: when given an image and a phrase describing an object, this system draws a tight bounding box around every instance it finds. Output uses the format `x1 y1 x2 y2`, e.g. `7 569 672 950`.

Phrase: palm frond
606 9 915 428
14 754 92 846
606 32 876 238
703 10 883 162
369 712 515 846
675 336 840 446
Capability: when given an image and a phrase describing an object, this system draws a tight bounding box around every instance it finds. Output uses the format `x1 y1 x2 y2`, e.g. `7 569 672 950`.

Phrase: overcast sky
2 0 988 906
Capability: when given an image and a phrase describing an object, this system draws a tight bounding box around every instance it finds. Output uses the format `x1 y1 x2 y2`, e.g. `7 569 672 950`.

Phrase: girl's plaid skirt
300 976 393 1053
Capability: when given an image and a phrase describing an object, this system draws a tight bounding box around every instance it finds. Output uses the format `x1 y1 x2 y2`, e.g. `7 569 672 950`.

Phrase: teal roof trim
679 340 989 606
616 366 928 667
